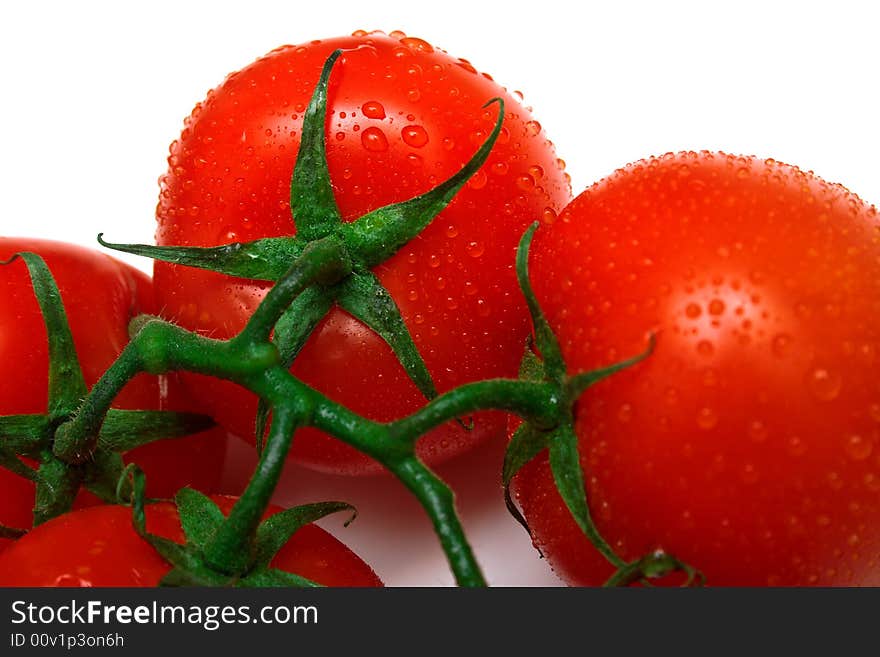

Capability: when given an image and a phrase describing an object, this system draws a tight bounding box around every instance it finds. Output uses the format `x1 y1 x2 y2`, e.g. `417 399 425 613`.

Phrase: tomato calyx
123 467 354 587
0 253 216 526
98 48 505 447
604 550 705 588
502 225 703 586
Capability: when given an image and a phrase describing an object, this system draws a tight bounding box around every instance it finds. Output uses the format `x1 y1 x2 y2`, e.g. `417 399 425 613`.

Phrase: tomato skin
516 152 880 586
0 496 382 586
0 238 225 546
153 31 571 475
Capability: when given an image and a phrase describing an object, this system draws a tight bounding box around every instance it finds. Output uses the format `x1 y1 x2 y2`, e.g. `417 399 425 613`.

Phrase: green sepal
502 422 550 534
160 566 232 587
604 550 706 588
82 450 127 503
566 333 656 399
240 568 322 588
252 501 355 569
548 423 623 567
518 338 547 383
97 234 303 281
254 286 334 452
175 488 227 551
344 98 506 267
335 270 437 403
0 449 37 481
33 453 82 525
290 49 343 241
515 224 566 382
0 524 26 540
3 252 88 418
0 415 51 453
98 409 216 452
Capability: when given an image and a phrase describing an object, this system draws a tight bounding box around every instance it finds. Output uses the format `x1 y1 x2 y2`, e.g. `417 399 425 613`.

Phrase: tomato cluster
0 30 878 587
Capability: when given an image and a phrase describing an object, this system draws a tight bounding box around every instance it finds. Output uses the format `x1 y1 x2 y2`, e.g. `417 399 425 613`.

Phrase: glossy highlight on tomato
0 496 382 586
516 152 880 586
0 238 224 544
153 30 572 475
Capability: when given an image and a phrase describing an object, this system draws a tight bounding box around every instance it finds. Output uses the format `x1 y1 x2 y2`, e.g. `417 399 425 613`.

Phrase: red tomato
0 496 381 586
515 152 880 586
153 30 572 475
0 238 225 545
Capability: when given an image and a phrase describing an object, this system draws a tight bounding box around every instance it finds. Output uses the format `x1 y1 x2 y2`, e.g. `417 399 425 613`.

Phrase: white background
2 1 879 586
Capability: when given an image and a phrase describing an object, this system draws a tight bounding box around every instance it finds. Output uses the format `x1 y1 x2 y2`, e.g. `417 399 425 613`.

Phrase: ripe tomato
152 30 571 475
0 495 381 586
515 152 880 586
0 238 224 544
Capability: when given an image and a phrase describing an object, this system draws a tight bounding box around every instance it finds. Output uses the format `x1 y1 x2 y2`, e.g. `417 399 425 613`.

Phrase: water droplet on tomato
772 333 793 358
845 434 873 461
696 340 714 357
400 36 434 53
788 436 806 456
807 367 842 401
685 303 702 319
749 420 768 442
361 127 388 152
696 407 718 430
708 299 726 315
401 125 428 148
445 225 459 238
525 120 541 136
492 161 510 176
467 170 487 190
429 254 441 268
466 241 485 258
741 463 758 484
361 101 386 119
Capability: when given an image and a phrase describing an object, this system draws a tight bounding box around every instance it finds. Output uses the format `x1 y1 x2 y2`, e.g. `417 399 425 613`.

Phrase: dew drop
492 161 510 176
845 435 873 461
685 303 702 319
525 120 541 136
446 225 459 238
708 298 726 315
807 367 842 401
400 36 434 53
696 340 714 357
468 170 487 190
697 407 718 430
401 125 429 148
749 420 768 443
429 254 441 268
772 333 793 358
361 127 388 151
466 241 485 258
361 101 386 120
741 463 758 484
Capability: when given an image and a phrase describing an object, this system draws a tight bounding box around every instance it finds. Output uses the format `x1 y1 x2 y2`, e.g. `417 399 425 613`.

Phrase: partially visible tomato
153 30 572 475
515 152 880 585
0 238 225 545
0 495 381 586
